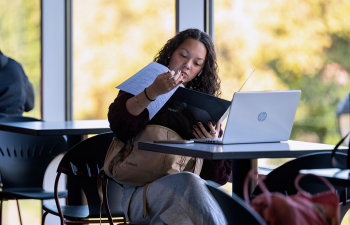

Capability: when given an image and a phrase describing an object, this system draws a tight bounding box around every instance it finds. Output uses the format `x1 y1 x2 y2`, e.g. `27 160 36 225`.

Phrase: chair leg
42 211 49 225
102 173 114 225
54 170 65 225
15 199 23 225
0 198 4 225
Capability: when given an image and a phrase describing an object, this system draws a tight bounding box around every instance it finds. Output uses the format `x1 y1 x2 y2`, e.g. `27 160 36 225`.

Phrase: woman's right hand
146 70 184 99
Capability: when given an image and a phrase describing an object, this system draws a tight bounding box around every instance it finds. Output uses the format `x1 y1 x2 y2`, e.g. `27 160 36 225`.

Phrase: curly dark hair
154 29 221 97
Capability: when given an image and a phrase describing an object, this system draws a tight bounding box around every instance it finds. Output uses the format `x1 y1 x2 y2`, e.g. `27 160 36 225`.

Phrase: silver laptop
192 90 301 144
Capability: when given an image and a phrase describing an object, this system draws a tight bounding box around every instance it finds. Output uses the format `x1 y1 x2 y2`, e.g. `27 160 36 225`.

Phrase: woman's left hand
192 118 222 139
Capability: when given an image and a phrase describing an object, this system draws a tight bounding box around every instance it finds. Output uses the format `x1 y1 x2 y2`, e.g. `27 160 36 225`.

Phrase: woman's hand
146 70 184 99
192 118 222 139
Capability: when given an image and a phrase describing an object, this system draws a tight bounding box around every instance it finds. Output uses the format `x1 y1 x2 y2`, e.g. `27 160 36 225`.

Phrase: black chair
0 116 68 225
42 132 127 225
252 152 350 223
206 181 266 225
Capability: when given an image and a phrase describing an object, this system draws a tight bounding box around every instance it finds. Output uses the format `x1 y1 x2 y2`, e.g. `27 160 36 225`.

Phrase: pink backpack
244 170 340 225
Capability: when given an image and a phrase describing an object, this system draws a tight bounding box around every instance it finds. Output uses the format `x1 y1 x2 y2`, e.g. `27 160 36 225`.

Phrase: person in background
0 50 34 117
108 29 231 224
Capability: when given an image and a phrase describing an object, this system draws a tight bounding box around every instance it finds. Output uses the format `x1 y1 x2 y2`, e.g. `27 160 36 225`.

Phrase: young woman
108 28 232 225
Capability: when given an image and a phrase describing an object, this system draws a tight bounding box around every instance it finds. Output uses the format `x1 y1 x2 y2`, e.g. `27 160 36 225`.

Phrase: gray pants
121 172 227 225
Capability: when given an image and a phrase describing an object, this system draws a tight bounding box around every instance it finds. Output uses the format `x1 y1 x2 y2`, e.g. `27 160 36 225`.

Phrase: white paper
117 62 184 118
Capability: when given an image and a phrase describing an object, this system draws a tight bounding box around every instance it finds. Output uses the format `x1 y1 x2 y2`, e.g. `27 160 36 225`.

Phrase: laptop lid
222 90 301 144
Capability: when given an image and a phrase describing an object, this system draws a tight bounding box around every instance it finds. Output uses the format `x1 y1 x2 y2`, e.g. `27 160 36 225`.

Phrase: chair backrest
338 114 350 146
253 152 348 196
0 117 66 189
206 181 266 225
57 132 124 218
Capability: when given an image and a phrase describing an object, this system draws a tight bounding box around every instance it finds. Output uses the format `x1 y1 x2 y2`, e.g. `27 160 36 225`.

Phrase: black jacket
0 53 34 116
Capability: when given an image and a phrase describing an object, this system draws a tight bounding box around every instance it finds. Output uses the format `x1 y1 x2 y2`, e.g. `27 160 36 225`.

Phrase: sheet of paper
117 62 184 118
221 107 230 121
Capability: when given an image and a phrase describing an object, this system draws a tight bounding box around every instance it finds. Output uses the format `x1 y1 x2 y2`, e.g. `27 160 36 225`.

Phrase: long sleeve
199 126 232 185
22 66 34 112
0 57 34 116
199 159 233 185
108 90 149 143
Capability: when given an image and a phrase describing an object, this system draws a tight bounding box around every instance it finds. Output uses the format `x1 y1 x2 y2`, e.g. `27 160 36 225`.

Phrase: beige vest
103 125 203 187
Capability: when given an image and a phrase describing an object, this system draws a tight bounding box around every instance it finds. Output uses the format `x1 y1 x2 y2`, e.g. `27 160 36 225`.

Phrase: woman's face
168 38 207 87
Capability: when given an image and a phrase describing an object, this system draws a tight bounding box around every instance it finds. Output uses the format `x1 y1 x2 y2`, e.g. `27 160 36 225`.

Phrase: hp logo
258 112 267 121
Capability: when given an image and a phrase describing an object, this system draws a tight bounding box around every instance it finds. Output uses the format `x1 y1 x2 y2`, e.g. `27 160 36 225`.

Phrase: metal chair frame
206 181 266 225
0 116 67 225
41 132 127 225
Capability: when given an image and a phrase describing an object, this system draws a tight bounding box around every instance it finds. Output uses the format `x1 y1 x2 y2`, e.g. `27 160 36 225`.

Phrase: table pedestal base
231 159 257 199
66 135 85 205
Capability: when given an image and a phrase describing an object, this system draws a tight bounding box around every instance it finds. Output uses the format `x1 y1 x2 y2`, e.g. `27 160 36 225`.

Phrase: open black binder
149 87 231 140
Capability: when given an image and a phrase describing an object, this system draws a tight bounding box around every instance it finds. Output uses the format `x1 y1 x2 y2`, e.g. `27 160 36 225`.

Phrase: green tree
215 0 350 144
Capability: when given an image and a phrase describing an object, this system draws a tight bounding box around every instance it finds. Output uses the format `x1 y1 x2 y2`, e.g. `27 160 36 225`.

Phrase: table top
300 169 350 180
0 120 111 136
138 140 348 160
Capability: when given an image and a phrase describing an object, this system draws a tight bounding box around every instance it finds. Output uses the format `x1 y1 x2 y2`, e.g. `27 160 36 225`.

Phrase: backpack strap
97 168 105 202
183 157 196 172
97 168 107 225
143 183 150 219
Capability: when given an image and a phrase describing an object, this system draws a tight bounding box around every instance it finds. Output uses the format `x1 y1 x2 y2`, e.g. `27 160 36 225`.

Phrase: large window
0 1 41 223
73 0 175 120
0 0 41 119
215 0 350 145
215 1 350 222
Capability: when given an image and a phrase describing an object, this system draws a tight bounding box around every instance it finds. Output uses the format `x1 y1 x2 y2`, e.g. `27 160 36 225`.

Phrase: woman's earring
197 70 202 77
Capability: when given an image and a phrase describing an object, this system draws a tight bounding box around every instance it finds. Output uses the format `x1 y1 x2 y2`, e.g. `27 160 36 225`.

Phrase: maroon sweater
108 90 232 185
